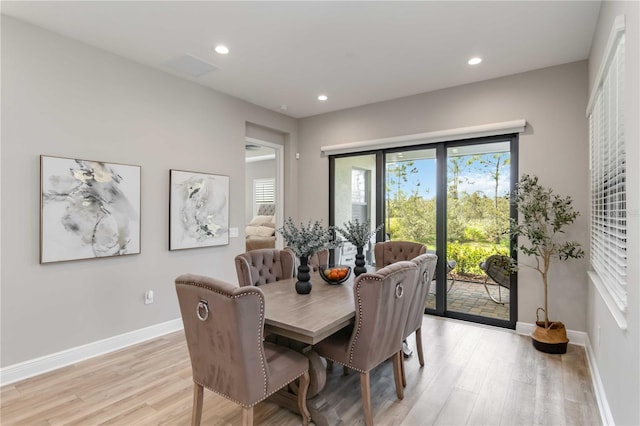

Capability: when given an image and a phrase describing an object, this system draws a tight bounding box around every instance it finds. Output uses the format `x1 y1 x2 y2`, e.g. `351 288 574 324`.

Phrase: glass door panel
446 141 511 321
384 148 437 309
332 154 378 266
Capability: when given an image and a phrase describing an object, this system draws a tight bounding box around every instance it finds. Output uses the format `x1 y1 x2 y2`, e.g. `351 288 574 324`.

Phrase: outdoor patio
425 278 510 320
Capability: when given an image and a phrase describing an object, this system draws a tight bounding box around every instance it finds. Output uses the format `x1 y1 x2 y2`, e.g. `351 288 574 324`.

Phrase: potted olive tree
510 174 584 354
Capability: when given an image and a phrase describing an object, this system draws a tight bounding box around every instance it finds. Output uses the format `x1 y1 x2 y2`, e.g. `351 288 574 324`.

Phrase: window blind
254 178 275 205
589 32 627 312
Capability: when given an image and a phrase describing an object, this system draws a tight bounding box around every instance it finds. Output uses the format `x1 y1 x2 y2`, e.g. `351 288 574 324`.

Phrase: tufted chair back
257 204 276 216
175 273 311 425
374 241 426 267
235 249 295 287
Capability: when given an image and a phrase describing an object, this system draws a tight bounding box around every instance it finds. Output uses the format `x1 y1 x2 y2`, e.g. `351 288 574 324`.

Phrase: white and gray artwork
40 156 141 263
170 170 229 250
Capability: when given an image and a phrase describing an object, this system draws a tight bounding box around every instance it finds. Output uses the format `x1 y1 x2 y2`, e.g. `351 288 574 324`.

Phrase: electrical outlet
145 290 154 305
229 227 239 238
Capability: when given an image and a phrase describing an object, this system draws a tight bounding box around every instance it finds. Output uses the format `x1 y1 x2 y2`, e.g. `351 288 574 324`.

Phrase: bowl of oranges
319 265 352 285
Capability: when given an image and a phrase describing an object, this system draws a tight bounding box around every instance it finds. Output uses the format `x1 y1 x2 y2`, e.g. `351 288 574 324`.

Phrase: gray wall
299 61 591 333
587 2 639 424
0 16 298 366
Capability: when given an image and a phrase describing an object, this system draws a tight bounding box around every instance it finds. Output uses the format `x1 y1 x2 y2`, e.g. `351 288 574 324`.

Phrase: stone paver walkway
425 278 510 320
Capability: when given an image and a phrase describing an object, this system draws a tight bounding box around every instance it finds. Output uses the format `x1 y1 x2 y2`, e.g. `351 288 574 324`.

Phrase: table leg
269 348 343 425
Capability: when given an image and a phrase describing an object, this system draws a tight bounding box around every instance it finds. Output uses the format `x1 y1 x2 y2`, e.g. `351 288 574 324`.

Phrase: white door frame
245 136 284 249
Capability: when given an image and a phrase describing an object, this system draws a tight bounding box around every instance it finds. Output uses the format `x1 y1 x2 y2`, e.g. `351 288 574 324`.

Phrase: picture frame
40 155 141 264
169 169 230 250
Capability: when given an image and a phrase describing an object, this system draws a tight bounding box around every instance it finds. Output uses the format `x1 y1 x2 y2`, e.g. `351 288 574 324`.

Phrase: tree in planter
510 174 584 337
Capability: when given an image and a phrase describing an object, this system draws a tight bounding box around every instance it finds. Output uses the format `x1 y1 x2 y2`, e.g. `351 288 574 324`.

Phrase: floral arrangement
278 217 335 258
334 219 383 248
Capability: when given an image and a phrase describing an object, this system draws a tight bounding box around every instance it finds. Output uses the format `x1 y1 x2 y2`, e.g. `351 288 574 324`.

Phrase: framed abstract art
169 169 229 250
40 155 141 263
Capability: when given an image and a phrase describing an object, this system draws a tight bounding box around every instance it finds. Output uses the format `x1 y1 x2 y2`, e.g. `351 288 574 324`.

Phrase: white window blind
589 31 626 312
254 178 275 205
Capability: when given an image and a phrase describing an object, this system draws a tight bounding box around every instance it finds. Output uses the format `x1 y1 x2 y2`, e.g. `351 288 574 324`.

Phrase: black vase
354 246 367 276
295 256 312 294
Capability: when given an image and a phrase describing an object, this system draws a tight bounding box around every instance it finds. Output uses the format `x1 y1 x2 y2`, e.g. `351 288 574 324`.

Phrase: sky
386 154 511 199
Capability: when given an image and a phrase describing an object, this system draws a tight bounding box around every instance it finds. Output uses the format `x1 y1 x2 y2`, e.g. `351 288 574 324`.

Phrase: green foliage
335 219 383 248
463 226 487 242
277 218 335 258
510 174 584 265
447 243 509 275
510 174 584 326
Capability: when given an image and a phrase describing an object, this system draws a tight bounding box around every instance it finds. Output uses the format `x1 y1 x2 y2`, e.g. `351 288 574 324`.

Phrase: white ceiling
2 1 602 118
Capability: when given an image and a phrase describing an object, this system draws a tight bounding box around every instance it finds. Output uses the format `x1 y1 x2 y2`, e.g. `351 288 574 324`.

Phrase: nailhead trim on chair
177 279 269 402
348 276 381 367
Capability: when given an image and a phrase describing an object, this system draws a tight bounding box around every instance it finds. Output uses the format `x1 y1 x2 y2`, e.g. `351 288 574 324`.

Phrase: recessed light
317 94 328 101
468 57 482 65
214 45 229 55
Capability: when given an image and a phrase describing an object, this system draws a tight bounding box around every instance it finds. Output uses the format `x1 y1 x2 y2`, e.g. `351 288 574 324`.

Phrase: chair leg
191 383 204 426
416 327 425 367
400 350 407 388
392 352 405 400
482 277 505 304
343 365 349 376
326 359 334 370
447 275 455 292
297 371 311 426
359 372 374 426
242 407 253 426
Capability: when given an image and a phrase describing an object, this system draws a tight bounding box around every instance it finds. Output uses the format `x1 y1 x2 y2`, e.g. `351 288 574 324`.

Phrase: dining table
260 269 361 426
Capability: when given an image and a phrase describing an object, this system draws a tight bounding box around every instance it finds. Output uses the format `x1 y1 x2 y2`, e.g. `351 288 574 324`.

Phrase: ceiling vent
165 54 219 77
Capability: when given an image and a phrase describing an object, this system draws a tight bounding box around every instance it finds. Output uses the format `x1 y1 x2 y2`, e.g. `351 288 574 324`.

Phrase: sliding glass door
329 135 518 329
384 148 437 309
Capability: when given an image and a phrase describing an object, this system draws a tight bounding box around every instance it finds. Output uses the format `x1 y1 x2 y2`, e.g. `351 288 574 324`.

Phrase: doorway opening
244 137 284 249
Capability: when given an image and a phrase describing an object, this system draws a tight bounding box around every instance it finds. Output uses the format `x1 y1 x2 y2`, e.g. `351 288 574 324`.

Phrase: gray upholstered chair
175 274 311 426
374 241 426 267
309 248 329 272
235 248 295 287
313 261 418 426
396 253 438 388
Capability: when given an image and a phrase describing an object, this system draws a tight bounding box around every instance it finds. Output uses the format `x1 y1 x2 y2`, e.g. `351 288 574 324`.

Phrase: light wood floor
1 316 600 425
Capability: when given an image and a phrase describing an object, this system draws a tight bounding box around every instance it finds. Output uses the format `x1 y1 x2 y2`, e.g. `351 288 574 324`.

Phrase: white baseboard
584 335 615 425
516 321 613 425
0 318 184 386
515 321 587 346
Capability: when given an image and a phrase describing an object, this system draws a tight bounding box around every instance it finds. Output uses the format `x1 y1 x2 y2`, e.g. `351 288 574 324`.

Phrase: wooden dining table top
260 272 356 345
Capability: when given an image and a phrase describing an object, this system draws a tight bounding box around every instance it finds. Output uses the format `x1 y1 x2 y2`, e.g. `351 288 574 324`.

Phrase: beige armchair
235 248 295 287
175 274 311 426
374 241 427 267
313 261 418 426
